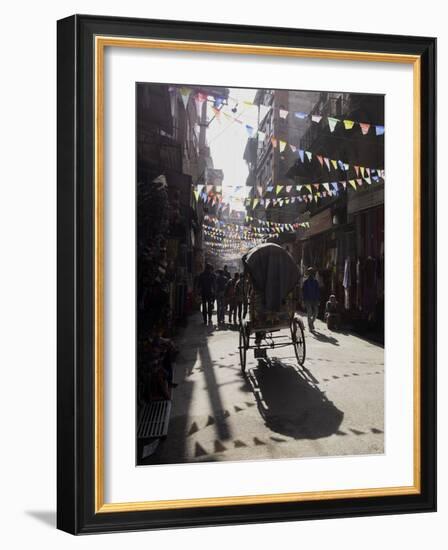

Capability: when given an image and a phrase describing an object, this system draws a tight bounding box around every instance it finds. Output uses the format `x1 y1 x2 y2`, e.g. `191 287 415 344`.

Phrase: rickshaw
238 243 306 373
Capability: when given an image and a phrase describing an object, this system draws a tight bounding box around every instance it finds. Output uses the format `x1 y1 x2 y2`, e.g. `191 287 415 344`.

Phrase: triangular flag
279 109 288 119
276 185 284 195
305 151 313 162
323 183 330 192
265 199 271 207
194 93 206 117
271 136 278 148
206 184 214 193
286 185 292 193
375 125 385 136
279 140 287 152
257 185 263 196
343 120 355 130
364 177 372 185
343 163 349 171
298 149 305 162
331 182 339 192
311 115 322 123
313 183 320 190
197 184 205 194
349 180 357 190
253 199 259 208
328 117 339 132
194 190 199 201
341 181 347 190
305 185 312 193
324 157 331 170
290 144 297 152
360 166 365 177
316 155 324 167
359 123 371 135
331 159 338 170
179 87 192 109
354 165 360 176
356 178 363 186
245 125 255 137
211 106 221 120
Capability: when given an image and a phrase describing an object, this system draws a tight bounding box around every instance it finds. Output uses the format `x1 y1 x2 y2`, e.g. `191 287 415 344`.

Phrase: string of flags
221 103 384 138
243 172 384 208
168 85 384 138
203 216 309 233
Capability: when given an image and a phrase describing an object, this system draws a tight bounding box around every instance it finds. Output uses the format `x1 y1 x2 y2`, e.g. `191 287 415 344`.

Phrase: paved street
142 312 384 465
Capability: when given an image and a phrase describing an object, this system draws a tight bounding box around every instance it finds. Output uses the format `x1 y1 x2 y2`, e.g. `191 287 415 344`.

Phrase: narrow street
142 313 384 465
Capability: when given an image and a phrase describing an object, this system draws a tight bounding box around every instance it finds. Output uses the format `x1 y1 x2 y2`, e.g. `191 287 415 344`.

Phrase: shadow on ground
25 511 56 528
247 358 344 439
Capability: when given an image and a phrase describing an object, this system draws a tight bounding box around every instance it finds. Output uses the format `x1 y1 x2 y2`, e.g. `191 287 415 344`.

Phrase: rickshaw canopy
243 243 300 311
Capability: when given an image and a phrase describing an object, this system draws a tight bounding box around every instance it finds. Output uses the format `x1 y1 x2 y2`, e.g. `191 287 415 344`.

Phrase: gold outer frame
94 36 421 514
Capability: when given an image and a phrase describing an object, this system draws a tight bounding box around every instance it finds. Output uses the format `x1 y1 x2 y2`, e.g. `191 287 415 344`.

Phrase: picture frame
57 14 436 534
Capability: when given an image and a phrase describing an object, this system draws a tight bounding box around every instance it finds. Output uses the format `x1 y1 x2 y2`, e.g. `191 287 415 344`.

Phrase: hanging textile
343 257 351 310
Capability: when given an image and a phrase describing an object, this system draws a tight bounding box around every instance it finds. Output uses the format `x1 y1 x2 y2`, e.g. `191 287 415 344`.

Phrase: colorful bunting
359 123 371 135
179 87 192 109
328 117 339 132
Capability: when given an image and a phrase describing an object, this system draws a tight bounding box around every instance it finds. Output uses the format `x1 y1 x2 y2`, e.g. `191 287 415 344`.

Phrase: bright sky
206 87 259 211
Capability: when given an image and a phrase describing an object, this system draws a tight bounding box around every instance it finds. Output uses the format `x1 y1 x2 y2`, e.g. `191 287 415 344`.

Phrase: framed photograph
57 14 436 534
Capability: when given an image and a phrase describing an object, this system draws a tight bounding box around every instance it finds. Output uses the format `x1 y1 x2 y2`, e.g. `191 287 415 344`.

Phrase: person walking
197 264 216 325
234 272 245 324
223 264 231 281
225 272 239 325
302 267 320 331
215 269 227 326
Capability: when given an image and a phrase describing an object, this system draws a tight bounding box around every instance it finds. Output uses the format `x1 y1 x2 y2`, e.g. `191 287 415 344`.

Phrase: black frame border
57 14 436 534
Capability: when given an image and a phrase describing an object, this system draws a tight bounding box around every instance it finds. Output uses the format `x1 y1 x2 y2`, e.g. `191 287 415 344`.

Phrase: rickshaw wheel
290 316 306 366
239 323 248 373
